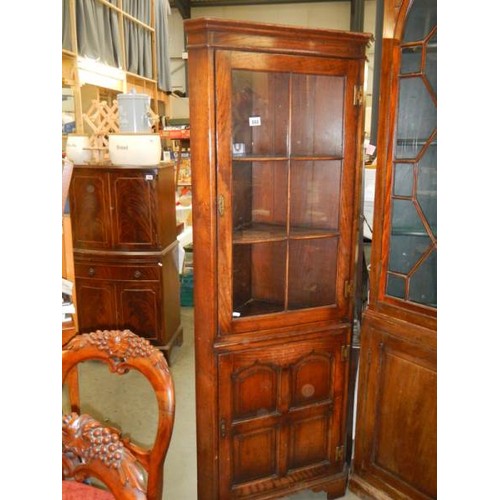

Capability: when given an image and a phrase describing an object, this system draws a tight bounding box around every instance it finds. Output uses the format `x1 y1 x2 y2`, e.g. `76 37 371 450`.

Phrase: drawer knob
133 270 142 279
88 267 96 277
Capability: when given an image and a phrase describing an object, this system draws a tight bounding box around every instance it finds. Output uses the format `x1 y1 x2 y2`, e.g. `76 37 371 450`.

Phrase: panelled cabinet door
70 170 112 250
218 335 347 498
355 323 437 498
215 50 363 334
109 170 161 250
74 279 117 332
116 280 163 343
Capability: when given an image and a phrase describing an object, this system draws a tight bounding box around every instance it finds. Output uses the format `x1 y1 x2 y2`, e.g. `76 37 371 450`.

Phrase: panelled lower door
214 49 363 498
218 334 347 498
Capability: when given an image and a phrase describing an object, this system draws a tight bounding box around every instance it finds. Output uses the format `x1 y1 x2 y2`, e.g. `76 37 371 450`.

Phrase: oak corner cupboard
185 17 371 499
68 163 183 363
349 0 437 498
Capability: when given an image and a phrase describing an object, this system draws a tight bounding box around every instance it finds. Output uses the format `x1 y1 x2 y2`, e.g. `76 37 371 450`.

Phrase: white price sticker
249 116 261 127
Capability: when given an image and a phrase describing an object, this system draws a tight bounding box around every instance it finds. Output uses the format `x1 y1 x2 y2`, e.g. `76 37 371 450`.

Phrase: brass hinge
344 280 354 298
217 194 225 216
335 445 345 462
353 85 364 106
341 345 350 362
220 418 227 438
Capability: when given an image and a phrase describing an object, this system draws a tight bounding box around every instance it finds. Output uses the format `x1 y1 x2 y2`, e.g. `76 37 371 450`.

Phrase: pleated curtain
62 0 172 91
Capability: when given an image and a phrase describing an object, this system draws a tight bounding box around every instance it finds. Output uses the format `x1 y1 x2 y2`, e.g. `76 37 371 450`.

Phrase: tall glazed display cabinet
185 18 371 499
350 0 437 498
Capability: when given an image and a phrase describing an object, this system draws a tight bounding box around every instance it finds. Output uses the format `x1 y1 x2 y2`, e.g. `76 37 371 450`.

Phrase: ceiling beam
350 0 365 32
172 0 191 19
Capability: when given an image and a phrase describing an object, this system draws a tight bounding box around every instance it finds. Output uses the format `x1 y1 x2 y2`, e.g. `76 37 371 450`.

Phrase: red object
63 480 115 499
162 129 190 139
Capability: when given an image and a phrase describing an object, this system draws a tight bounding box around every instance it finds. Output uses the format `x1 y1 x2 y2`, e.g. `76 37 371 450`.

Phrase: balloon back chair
62 329 175 500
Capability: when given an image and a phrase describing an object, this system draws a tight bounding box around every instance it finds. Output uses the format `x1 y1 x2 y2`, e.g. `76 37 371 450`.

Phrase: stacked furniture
68 163 182 363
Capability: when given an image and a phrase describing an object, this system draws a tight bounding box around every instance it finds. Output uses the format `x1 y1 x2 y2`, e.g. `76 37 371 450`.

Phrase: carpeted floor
63 307 361 500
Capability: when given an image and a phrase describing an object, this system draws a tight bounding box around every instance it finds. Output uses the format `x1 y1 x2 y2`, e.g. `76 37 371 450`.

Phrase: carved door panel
218 334 347 499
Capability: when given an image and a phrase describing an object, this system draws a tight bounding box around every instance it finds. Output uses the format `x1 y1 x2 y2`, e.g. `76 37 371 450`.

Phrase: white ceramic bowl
108 133 161 166
66 134 92 164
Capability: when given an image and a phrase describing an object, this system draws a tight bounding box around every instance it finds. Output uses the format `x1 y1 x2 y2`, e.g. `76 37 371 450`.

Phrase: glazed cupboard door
215 51 363 334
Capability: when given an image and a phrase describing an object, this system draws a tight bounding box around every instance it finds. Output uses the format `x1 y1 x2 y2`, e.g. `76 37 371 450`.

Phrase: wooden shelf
232 155 344 162
234 299 284 317
233 223 339 244
233 223 286 244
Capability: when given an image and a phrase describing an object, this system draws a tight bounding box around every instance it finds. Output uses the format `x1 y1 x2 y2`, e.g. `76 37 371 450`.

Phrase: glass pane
401 46 422 74
290 160 342 231
291 74 345 157
391 199 426 236
409 249 437 306
425 34 437 93
395 77 436 159
232 70 289 157
232 161 287 234
233 242 286 317
386 274 405 299
288 238 338 309
230 69 347 318
393 164 414 196
403 0 437 43
416 144 437 235
385 0 437 309
389 234 431 275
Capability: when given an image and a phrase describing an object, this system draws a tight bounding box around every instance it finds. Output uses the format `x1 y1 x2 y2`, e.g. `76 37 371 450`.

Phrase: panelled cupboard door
109 171 161 250
218 335 347 499
74 279 117 332
215 50 364 335
353 323 437 499
70 170 112 250
116 281 162 343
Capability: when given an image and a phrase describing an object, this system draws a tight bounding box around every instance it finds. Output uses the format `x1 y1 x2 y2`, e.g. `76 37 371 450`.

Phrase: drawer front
74 262 161 281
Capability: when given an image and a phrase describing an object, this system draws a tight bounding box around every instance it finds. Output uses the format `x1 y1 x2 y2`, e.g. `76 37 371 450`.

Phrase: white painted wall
191 2 351 30
167 1 377 127
168 8 189 95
